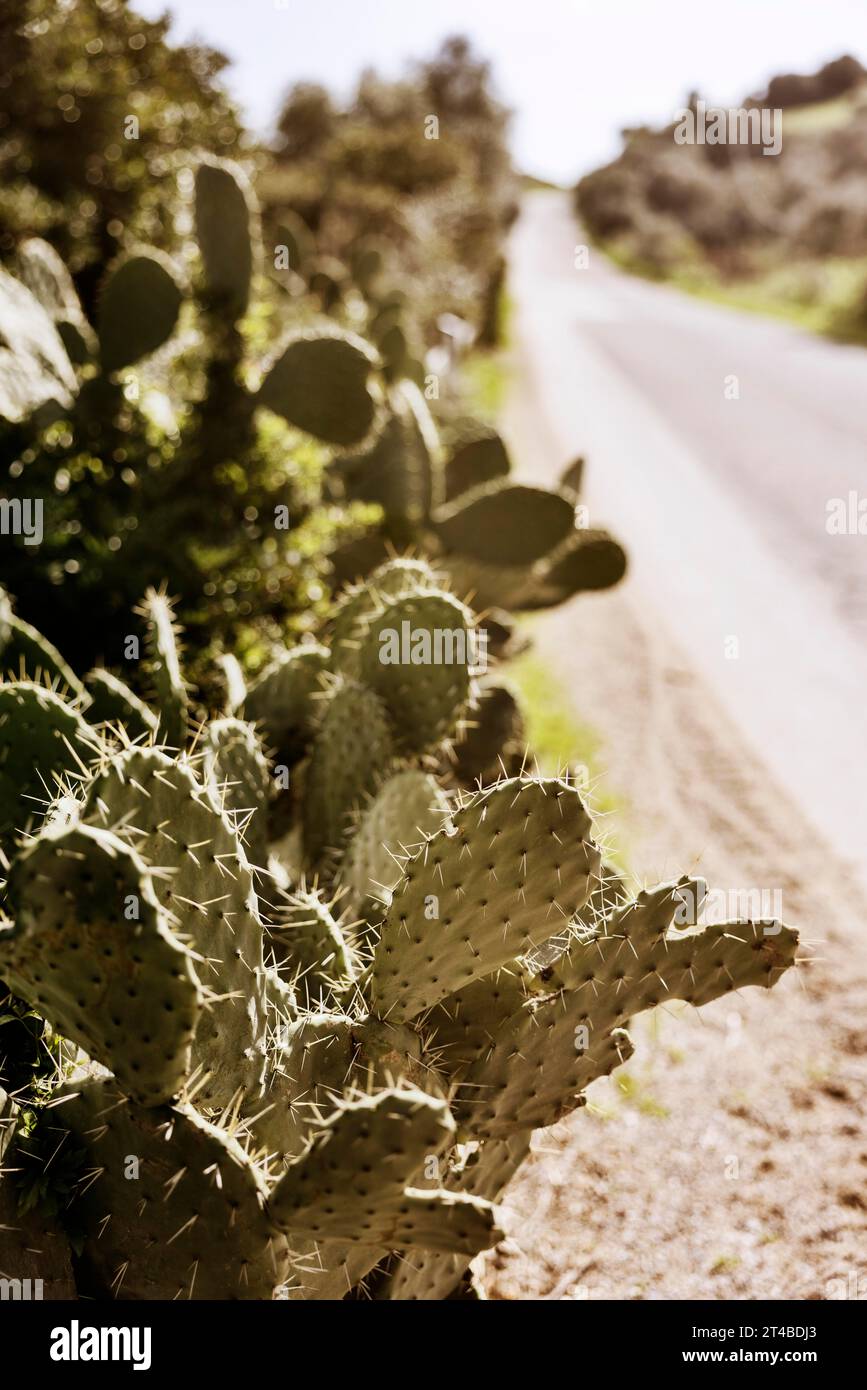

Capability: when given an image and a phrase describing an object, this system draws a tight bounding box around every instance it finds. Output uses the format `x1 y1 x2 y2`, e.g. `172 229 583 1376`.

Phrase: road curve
508 191 867 887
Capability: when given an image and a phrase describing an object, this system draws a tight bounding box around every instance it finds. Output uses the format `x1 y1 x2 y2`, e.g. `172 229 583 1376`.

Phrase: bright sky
136 0 867 183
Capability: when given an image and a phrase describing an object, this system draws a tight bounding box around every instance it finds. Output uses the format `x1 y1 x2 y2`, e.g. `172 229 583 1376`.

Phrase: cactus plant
0 155 383 676
0 604 798 1301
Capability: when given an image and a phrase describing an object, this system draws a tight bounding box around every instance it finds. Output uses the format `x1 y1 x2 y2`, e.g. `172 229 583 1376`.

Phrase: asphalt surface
509 192 867 886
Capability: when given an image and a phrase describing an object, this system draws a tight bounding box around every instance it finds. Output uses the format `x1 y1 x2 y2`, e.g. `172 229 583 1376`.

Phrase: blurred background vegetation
575 54 867 343
261 36 516 346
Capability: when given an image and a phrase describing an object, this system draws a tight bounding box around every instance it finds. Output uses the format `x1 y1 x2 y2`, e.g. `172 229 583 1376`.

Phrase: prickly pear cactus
0 588 799 1302
329 408 627 614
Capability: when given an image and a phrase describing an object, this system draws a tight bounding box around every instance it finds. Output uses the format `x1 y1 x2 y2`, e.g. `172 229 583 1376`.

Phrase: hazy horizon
135 0 867 183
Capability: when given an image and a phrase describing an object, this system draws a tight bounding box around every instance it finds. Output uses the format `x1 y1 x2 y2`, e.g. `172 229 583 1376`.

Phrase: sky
136 0 867 183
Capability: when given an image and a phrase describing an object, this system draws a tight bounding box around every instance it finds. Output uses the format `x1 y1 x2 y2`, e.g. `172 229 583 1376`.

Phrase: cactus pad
0 682 101 849
455 884 799 1137
302 679 394 864
199 718 271 870
84 668 158 738
258 328 379 447
243 643 328 761
370 778 601 1022
52 1081 285 1299
97 254 183 373
356 589 477 754
342 770 451 913
433 481 576 567
138 588 188 748
3 822 201 1105
444 427 511 502
194 158 258 317
268 1086 499 1255
82 747 268 1109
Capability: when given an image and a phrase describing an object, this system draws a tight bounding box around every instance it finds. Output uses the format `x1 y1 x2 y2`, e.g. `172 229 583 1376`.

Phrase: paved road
509 191 867 884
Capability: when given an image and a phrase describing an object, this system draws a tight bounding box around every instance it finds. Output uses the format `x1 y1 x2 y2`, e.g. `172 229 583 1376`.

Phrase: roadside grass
601 238 867 346
507 646 630 872
781 90 867 135
459 291 514 417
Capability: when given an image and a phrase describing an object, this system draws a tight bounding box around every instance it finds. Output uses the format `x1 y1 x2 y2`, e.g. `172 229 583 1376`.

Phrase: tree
0 0 245 314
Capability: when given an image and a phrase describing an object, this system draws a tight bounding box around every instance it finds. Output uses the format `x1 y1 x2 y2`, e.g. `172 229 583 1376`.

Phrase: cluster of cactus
1 153 625 679
0 565 798 1300
329 395 627 611
1 157 380 446
0 157 387 672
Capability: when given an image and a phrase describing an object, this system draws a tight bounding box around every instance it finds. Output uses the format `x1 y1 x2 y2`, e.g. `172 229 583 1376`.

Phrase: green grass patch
508 646 630 869
458 291 514 419
601 237 867 346
781 91 866 134
614 1071 670 1119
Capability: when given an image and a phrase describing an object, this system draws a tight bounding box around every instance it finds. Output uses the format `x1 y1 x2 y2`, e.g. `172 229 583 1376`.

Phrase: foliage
261 36 517 344
0 0 245 315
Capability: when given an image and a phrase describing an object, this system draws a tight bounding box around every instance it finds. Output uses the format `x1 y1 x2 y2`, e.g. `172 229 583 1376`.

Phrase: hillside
575 56 867 340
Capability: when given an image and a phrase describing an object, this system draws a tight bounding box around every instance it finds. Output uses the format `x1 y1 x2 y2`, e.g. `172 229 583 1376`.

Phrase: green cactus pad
335 381 442 525
52 1080 286 1299
199 718 271 870
379 1187 500 1255
254 1012 357 1161
0 682 102 849
194 158 258 317
370 778 601 1023
452 683 526 787
243 643 328 761
214 653 247 714
258 328 379 447
384 1132 529 1299
534 528 628 603
431 554 534 612
269 1087 459 1243
558 456 585 501
302 679 394 864
521 860 631 990
255 1012 426 1163
0 266 77 422
84 668 158 738
424 967 528 1081
82 747 268 1110
3 822 201 1104
1 614 85 699
97 253 183 373
356 590 477 754
433 481 576 567
330 558 436 676
342 770 451 913
437 528 627 612
456 883 798 1138
327 532 392 589
444 427 511 503
138 588 188 748
283 1238 385 1301
267 889 360 1000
